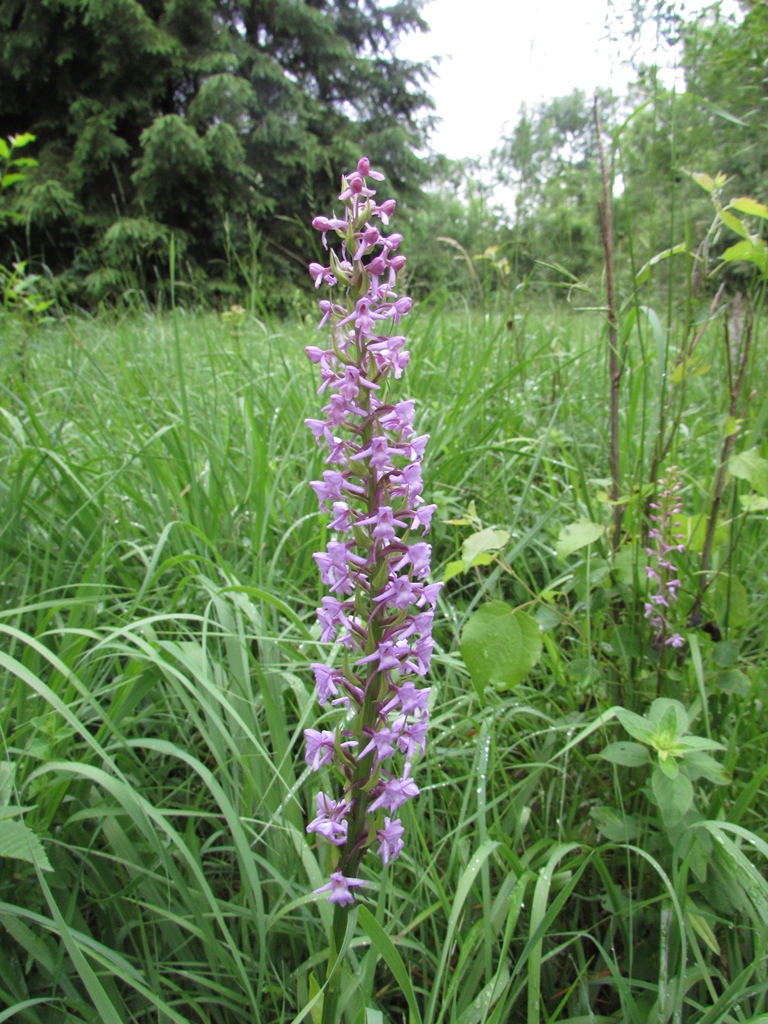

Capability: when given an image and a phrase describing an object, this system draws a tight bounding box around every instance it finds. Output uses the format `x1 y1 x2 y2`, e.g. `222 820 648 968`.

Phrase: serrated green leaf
722 239 768 274
555 519 605 560
0 820 52 871
730 196 768 220
598 741 650 767
460 604 541 698
687 171 714 193
717 207 750 239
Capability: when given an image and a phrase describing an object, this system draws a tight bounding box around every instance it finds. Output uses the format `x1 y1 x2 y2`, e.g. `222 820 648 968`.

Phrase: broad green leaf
606 623 643 659
590 805 640 842
0 820 52 872
682 751 731 786
713 640 738 668
676 513 727 553
460 602 542 698
657 753 680 778
670 360 687 385
614 707 656 745
729 449 768 496
611 546 650 587
555 519 604 560
652 766 693 826
0 139 9 160
598 741 650 767
741 494 768 511
442 559 465 583
717 669 751 696
730 196 768 220
713 574 749 629
462 527 509 571
648 698 688 738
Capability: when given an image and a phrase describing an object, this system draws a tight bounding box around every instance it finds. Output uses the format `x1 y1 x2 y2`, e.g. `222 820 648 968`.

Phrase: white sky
395 0 736 162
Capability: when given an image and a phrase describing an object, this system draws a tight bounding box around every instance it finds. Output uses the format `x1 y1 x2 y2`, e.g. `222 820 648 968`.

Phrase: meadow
1 286 767 1024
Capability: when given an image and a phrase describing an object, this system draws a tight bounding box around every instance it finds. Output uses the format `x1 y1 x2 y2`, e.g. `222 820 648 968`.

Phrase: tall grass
0 282 766 1023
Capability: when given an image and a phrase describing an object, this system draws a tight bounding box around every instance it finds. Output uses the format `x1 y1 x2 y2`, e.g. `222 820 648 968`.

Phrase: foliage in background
3 2 767 309
0 0 433 306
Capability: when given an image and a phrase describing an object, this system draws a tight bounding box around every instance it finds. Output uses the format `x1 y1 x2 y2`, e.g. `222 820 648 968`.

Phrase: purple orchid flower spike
303 157 438 910
645 466 686 649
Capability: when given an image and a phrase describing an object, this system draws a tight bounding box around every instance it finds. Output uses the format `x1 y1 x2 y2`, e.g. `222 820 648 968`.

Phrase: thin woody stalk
648 282 726 488
693 301 752 621
594 98 623 552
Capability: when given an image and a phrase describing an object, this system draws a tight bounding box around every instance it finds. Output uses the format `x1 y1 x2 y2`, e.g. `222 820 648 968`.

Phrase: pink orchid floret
314 872 368 906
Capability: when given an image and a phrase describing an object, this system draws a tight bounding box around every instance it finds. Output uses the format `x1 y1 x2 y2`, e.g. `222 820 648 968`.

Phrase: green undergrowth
0 298 766 1023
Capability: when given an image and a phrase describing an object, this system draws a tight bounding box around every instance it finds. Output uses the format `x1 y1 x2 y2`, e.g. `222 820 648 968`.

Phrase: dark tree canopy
0 0 433 304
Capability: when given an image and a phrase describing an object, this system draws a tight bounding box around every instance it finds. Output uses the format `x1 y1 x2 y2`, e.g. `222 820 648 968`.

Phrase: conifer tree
0 0 432 303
